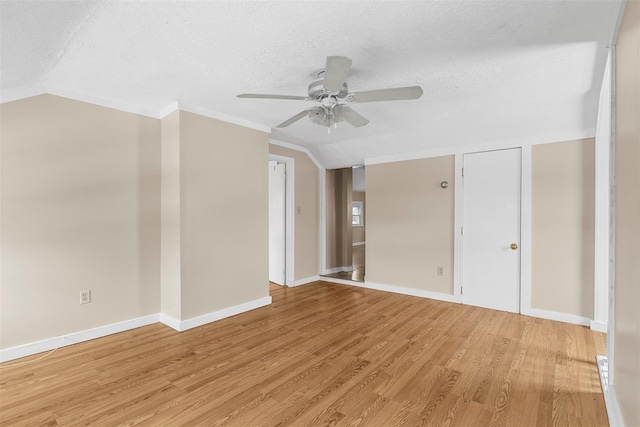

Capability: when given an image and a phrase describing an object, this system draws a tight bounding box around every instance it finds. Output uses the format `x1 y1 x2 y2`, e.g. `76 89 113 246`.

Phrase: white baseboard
352 241 366 247
0 314 160 363
322 266 353 275
162 296 273 332
159 313 181 331
529 308 591 326
1 297 273 362
597 356 624 427
320 277 362 286
590 320 608 332
320 278 460 304
291 276 320 287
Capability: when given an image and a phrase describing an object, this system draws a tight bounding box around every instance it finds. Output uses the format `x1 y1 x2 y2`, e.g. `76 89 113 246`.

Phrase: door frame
269 154 295 287
454 147 532 314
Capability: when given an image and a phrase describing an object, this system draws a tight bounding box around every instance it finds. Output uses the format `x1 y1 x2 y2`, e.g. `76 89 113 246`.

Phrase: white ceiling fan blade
323 56 352 92
276 109 310 128
350 86 423 103
336 105 369 127
237 93 310 101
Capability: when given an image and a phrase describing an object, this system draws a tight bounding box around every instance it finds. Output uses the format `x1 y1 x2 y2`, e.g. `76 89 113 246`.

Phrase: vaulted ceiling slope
1 1 623 169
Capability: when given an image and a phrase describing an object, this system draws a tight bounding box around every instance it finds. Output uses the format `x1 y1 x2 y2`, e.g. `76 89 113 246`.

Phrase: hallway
322 245 365 282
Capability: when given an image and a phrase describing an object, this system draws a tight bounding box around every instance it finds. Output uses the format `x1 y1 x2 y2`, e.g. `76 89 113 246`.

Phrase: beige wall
0 94 161 349
352 191 365 243
179 112 269 319
0 95 270 349
366 156 455 294
160 110 181 319
531 139 595 318
268 145 319 280
325 168 353 270
614 1 640 425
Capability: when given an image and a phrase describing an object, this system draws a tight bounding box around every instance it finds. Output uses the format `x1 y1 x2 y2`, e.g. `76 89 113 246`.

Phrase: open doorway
322 166 365 282
268 155 294 287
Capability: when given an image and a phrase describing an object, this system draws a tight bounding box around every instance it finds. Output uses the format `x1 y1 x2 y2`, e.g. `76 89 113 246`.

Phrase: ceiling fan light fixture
238 55 423 129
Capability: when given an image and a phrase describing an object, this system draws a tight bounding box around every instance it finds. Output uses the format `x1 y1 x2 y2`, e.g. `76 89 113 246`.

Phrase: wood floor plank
0 281 609 426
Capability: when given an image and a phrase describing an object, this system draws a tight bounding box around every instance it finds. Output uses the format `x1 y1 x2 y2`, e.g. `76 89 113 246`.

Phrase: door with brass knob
462 148 521 314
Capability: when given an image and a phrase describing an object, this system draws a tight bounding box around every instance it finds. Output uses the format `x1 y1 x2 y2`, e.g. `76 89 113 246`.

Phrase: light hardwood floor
0 282 608 426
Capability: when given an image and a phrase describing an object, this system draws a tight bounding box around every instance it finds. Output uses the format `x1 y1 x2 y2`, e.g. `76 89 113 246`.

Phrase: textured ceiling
0 1 623 168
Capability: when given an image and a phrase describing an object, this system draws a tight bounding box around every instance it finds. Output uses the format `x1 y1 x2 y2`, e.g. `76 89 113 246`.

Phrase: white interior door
462 148 521 313
269 161 286 285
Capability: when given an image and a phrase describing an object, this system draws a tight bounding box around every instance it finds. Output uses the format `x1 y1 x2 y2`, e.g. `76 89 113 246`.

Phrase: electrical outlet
80 290 91 304
437 266 444 276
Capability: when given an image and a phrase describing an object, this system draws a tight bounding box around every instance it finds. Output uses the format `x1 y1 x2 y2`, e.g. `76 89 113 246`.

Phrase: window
352 201 364 226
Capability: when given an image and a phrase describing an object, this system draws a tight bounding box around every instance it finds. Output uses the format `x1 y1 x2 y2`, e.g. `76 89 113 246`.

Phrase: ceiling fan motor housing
308 79 349 100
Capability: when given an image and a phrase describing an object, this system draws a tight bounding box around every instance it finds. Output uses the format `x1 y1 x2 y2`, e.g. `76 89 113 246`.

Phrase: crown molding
0 86 46 104
365 128 597 166
179 102 271 133
1 86 271 134
269 138 323 170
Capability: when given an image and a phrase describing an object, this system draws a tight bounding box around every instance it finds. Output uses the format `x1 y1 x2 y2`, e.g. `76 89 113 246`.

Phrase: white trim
1 297 273 361
453 154 463 301
608 388 624 426
291 276 320 287
41 85 163 118
519 145 533 316
608 1 627 48
597 356 625 427
322 266 353 274
0 88 272 133
607 46 617 387
590 321 608 333
594 52 612 332
364 128 597 166
352 241 366 246
159 313 181 331
321 278 460 304
158 101 180 119
179 102 270 133
179 297 272 331
269 154 296 287
163 297 273 332
0 314 160 363
320 167 327 274
0 85 46 104
269 138 323 170
319 277 362 286
528 308 591 326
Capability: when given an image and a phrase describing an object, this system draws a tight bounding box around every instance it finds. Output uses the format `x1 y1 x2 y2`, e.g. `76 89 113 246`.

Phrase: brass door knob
510 243 518 250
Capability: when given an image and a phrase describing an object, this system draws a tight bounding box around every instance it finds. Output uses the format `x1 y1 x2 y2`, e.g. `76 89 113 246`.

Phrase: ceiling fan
237 56 423 130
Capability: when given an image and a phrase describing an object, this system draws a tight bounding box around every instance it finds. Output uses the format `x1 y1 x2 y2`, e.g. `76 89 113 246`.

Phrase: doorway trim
269 154 295 287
